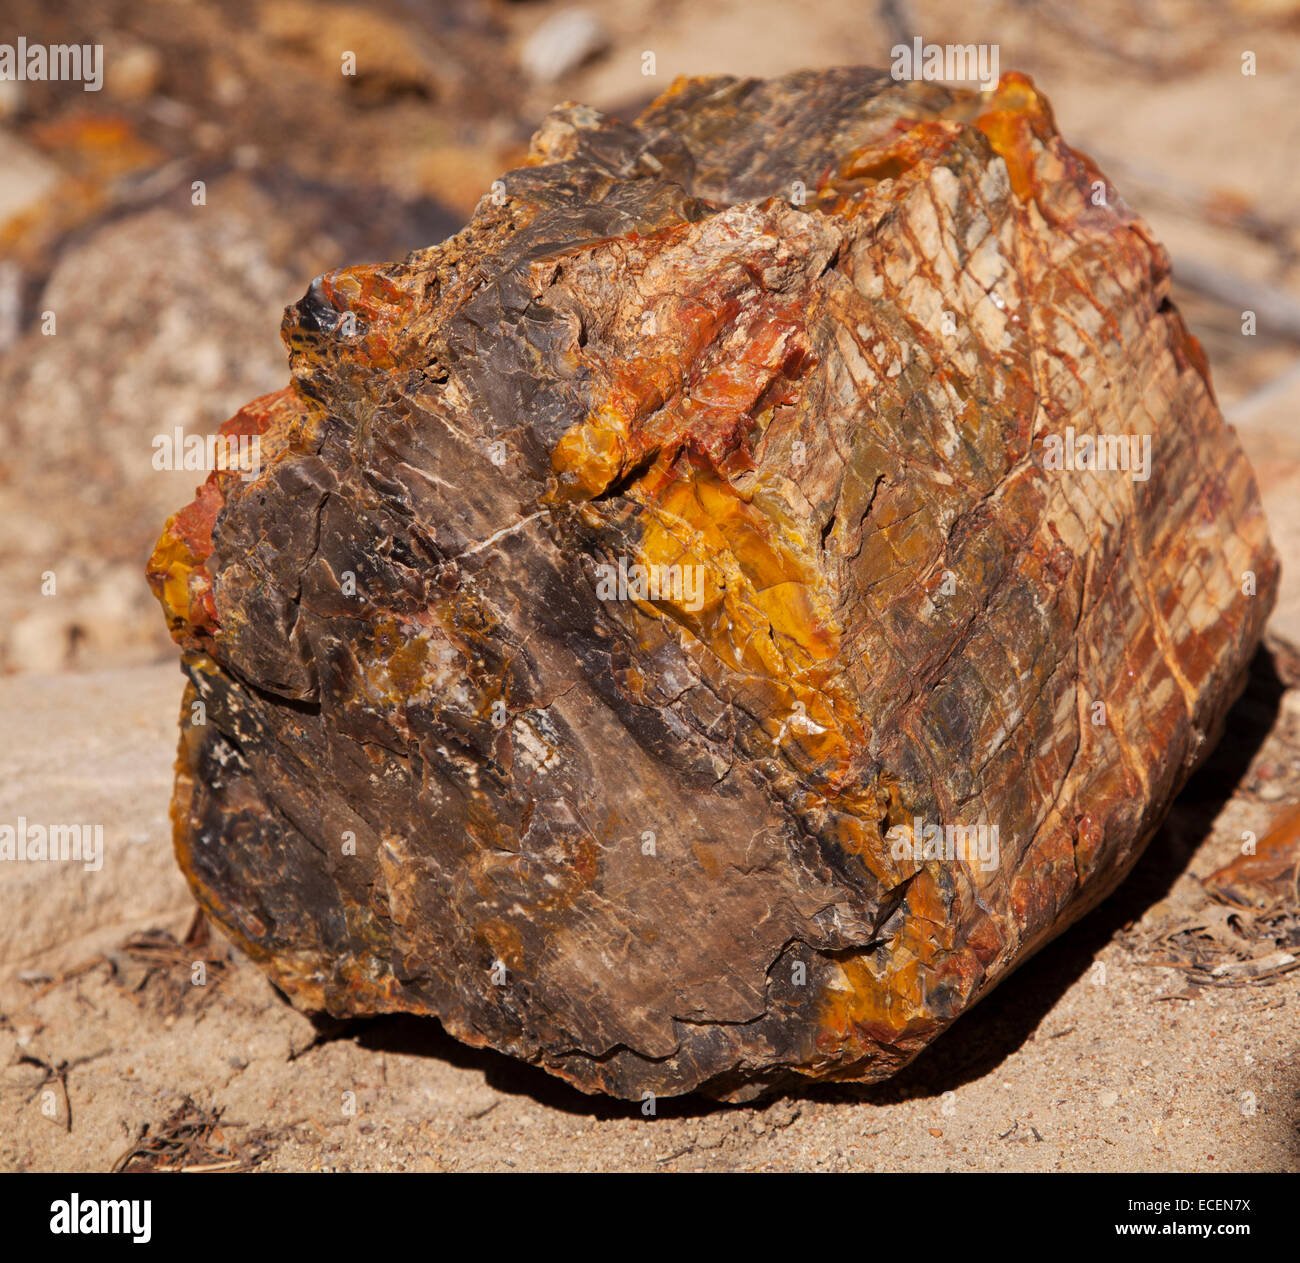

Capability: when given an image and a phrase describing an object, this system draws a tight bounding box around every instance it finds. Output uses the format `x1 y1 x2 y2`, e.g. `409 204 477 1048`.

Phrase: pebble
521 9 610 84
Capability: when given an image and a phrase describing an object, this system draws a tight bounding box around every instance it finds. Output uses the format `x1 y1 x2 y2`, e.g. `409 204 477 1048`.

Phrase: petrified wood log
148 68 1277 1100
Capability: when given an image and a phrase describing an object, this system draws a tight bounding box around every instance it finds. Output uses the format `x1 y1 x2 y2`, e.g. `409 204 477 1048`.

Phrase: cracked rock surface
147 68 1277 1099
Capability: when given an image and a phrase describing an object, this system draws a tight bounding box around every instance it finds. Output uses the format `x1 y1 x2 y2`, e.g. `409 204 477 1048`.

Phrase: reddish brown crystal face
147 69 1276 1100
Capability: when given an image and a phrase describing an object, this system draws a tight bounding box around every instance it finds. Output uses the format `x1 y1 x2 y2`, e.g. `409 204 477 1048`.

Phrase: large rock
147 69 1277 1100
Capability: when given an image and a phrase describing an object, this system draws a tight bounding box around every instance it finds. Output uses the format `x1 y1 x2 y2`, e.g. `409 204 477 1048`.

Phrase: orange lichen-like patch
966 72 1119 235
147 479 224 642
816 73 1096 227
969 73 1057 202
629 460 868 791
146 387 305 647
811 866 989 1063
817 118 968 211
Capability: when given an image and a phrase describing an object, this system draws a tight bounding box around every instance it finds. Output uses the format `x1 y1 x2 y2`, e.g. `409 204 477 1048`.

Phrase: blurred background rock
1 0 1298 673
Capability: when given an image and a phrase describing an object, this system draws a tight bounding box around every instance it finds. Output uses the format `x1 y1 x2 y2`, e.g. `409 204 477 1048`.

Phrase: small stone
0 135 60 230
521 9 610 83
105 40 164 101
0 79 22 118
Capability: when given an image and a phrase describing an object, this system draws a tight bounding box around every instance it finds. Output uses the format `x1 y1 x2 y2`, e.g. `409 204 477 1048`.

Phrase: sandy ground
2 0 1299 1171
1 656 1297 1173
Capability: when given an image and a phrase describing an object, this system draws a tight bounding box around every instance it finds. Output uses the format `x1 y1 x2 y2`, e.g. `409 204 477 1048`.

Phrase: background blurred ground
1 0 1298 1171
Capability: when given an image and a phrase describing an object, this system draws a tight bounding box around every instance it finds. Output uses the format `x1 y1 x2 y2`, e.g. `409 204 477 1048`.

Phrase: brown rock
148 68 1277 1099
